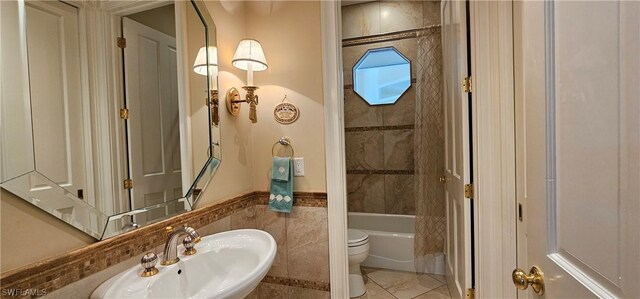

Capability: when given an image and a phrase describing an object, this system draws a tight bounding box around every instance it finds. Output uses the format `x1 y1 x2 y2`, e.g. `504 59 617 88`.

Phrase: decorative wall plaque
274 100 300 124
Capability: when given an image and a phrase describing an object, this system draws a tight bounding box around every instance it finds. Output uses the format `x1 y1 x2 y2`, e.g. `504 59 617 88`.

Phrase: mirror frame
0 0 221 240
178 0 221 207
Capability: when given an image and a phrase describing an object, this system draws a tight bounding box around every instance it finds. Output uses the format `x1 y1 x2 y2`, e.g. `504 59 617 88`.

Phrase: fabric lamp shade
193 46 218 76
232 39 268 71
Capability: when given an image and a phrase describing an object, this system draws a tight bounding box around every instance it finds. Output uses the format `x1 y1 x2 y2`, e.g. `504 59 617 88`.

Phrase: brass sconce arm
225 86 259 123
243 86 258 123
210 90 219 126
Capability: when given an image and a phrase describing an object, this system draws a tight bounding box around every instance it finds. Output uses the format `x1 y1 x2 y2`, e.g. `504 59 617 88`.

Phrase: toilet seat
348 229 369 247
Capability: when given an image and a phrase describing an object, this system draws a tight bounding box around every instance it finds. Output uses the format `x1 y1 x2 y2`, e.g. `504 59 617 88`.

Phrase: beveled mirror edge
185 156 221 206
1 171 107 239
101 197 191 239
0 0 221 241
180 0 222 208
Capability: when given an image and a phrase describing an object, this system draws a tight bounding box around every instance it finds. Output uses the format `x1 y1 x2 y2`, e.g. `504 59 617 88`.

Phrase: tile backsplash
0 192 329 299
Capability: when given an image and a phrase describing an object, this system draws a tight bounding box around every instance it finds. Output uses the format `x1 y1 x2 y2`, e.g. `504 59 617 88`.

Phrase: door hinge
466 288 475 299
119 108 129 119
464 183 474 199
117 37 127 48
518 203 523 221
123 179 133 189
462 76 472 93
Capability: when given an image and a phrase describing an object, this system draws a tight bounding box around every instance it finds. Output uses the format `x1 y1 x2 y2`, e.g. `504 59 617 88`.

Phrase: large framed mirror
0 0 221 240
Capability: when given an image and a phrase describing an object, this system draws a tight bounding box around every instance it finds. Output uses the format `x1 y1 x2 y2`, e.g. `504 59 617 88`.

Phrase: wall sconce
228 39 268 123
193 46 219 126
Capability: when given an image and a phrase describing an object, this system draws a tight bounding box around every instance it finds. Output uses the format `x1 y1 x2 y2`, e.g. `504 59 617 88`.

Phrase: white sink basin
91 229 276 299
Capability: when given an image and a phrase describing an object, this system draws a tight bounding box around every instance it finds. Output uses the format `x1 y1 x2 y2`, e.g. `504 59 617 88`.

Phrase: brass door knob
439 176 446 183
512 266 545 295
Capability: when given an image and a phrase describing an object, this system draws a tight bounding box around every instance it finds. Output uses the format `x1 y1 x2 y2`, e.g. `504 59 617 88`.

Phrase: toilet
347 229 370 297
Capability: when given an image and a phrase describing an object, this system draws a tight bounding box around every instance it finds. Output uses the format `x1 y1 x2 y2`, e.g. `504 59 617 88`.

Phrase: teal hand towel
269 157 293 213
271 157 290 181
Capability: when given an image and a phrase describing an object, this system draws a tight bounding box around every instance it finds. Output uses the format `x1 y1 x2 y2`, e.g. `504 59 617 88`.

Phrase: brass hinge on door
464 183 474 199
462 76 472 93
120 108 129 119
123 179 133 189
117 37 127 48
466 288 475 299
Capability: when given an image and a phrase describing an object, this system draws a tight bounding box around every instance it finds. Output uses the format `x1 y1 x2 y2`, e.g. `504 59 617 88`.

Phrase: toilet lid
347 229 369 246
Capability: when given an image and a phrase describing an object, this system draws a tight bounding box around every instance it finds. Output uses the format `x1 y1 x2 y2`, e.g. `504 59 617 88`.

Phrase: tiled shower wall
342 1 441 215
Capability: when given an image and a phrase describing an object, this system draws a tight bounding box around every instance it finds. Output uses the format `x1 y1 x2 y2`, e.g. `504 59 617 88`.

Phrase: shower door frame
320 1 349 298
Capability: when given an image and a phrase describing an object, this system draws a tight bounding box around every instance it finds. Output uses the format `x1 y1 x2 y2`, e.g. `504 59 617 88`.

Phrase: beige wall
199 0 327 200
1 0 327 277
0 189 94 273
246 1 326 192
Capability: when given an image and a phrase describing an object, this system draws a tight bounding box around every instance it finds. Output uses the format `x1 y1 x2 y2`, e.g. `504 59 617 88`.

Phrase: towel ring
272 137 295 158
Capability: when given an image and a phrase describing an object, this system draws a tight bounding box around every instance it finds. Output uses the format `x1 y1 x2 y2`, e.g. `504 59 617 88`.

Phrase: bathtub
348 212 445 275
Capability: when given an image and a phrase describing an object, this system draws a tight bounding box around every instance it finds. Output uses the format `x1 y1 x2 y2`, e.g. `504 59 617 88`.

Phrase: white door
514 1 639 298
25 1 91 200
442 1 473 298
123 18 182 221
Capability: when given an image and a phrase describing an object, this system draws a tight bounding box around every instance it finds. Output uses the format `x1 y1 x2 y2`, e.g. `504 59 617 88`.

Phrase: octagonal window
353 47 411 105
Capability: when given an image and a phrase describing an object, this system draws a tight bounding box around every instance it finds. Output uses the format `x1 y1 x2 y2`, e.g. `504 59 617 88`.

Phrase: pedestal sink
91 229 276 299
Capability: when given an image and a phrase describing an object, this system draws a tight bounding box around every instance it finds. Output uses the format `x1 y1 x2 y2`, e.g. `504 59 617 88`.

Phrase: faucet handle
184 225 202 243
140 252 159 277
183 236 197 255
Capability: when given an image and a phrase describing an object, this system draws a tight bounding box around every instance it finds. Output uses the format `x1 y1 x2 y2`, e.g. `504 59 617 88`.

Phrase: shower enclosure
342 0 445 276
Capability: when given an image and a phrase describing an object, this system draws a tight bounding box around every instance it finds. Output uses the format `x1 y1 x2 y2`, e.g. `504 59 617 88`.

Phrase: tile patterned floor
356 267 451 299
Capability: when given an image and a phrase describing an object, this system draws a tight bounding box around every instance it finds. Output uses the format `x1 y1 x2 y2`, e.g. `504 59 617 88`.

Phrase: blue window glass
353 47 411 105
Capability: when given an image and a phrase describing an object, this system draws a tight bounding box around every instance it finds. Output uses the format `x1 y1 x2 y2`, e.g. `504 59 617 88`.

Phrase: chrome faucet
161 226 201 266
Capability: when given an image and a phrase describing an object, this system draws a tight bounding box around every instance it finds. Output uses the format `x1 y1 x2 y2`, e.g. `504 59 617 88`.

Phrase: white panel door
123 18 182 220
515 1 639 298
1 0 35 182
25 1 88 199
442 1 472 298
